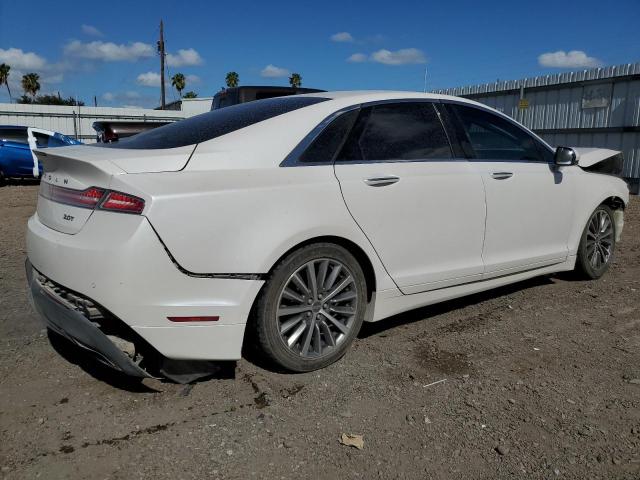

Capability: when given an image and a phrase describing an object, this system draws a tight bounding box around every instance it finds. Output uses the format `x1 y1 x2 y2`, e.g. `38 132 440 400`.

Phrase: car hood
573 148 621 168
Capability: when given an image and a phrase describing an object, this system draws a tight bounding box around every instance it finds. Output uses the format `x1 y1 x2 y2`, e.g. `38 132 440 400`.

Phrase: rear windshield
100 96 329 150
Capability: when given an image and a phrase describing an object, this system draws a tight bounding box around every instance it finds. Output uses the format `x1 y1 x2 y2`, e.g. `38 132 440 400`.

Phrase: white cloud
260 64 290 78
42 73 64 84
138 72 199 88
81 24 103 37
331 32 354 43
0 48 48 70
64 40 154 62
103 91 140 102
136 71 161 87
166 48 203 67
370 48 426 65
538 50 602 68
347 53 367 63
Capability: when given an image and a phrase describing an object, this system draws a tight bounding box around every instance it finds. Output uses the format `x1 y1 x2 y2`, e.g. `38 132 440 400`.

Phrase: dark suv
212 86 325 110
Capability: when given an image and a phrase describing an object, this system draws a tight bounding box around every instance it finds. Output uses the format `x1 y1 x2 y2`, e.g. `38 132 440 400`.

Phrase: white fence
0 103 187 143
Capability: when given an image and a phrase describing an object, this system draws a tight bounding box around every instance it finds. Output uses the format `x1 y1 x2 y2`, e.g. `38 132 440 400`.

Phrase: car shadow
358 274 556 338
1 178 40 187
47 330 158 392
47 330 236 391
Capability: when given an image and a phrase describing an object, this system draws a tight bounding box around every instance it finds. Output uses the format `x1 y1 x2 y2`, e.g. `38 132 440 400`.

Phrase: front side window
337 102 452 161
450 104 547 162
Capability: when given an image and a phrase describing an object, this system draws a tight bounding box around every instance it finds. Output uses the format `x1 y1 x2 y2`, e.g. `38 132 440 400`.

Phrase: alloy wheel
585 209 614 270
276 258 359 358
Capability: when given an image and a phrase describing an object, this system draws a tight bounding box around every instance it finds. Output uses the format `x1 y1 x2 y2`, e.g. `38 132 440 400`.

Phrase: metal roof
433 62 640 97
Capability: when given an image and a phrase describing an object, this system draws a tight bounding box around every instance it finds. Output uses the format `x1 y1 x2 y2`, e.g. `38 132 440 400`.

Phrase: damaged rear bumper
26 260 152 379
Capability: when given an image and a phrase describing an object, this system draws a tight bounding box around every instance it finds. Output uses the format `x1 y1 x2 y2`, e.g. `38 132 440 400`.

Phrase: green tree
182 91 198 98
289 72 302 88
17 93 84 106
225 71 239 88
171 73 186 98
0 64 11 102
21 73 40 99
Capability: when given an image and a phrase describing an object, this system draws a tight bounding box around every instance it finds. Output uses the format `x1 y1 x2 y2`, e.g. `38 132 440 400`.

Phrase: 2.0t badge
63 214 74 221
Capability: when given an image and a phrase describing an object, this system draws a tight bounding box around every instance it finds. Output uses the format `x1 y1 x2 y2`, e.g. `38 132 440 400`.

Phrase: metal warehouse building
435 62 640 193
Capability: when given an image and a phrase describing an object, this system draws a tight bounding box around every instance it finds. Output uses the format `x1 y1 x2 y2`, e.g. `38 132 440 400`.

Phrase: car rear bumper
26 260 151 378
26 212 264 364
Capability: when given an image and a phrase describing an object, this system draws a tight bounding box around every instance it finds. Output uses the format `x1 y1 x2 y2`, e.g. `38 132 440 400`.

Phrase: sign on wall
582 83 612 109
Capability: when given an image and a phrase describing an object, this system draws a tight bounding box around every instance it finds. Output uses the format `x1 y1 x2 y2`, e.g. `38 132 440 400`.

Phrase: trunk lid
34 146 123 234
33 144 194 234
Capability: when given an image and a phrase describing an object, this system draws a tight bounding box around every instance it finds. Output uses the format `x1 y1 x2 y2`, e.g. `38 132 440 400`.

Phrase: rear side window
337 102 452 161
299 110 359 163
101 96 329 150
450 104 545 162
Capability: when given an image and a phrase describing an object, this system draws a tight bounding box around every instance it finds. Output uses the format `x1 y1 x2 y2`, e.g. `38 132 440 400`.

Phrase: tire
0 170 5 187
252 243 367 372
575 204 616 279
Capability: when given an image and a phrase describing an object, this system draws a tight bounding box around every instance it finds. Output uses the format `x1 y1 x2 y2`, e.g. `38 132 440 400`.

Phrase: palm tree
0 64 11 102
21 73 40 99
289 72 302 88
171 73 186 98
225 71 239 88
182 91 198 98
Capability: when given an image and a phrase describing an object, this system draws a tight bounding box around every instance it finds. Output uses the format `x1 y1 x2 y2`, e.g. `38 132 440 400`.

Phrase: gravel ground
1 184 639 480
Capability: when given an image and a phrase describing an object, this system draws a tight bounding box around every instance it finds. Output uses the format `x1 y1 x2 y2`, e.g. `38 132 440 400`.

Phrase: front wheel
252 243 367 372
576 205 616 279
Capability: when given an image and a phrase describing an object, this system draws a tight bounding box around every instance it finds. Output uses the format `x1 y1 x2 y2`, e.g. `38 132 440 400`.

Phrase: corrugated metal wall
0 103 186 143
435 63 640 180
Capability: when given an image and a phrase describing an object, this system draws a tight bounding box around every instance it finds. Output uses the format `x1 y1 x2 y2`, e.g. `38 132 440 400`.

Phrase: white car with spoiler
26 91 629 382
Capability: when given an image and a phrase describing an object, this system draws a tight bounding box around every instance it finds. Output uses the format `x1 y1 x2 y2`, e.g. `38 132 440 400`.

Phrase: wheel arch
242 235 379 356
263 235 377 302
601 195 626 211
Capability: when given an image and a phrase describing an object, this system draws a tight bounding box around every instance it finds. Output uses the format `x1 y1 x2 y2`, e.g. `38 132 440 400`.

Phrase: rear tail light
100 191 145 214
40 184 105 209
40 184 145 214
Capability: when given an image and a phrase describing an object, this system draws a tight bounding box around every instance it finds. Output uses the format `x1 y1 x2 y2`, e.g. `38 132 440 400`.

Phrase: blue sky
0 0 638 108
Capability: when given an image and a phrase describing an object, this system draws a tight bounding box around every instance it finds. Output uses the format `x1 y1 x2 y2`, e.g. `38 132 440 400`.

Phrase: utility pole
423 66 428 93
158 20 166 109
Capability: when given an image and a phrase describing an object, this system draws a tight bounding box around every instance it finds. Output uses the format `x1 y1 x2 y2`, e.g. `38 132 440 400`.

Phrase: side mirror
554 147 577 166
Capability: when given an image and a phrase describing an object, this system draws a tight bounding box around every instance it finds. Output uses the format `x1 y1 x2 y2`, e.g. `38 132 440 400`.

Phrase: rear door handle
364 175 400 187
491 172 513 180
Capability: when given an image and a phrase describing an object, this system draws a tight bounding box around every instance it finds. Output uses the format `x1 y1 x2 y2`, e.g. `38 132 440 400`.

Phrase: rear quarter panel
116 164 396 292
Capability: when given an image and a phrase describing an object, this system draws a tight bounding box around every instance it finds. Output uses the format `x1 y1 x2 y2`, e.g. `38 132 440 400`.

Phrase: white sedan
26 91 629 381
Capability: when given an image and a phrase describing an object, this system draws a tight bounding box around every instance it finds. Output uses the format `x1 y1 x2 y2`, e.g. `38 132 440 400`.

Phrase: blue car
0 126 81 184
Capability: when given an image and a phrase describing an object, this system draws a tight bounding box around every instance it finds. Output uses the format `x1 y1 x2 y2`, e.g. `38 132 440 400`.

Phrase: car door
444 103 575 277
333 101 486 294
0 128 32 177
29 128 60 177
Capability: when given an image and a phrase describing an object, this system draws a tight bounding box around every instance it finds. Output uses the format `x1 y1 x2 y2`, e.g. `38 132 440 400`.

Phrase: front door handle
491 172 513 180
364 175 400 187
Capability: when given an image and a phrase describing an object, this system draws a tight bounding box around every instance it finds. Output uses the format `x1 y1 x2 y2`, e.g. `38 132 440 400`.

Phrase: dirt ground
1 184 639 480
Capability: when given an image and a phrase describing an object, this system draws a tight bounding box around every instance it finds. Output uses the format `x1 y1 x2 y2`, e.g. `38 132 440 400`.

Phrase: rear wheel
576 205 616 279
253 243 367 372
